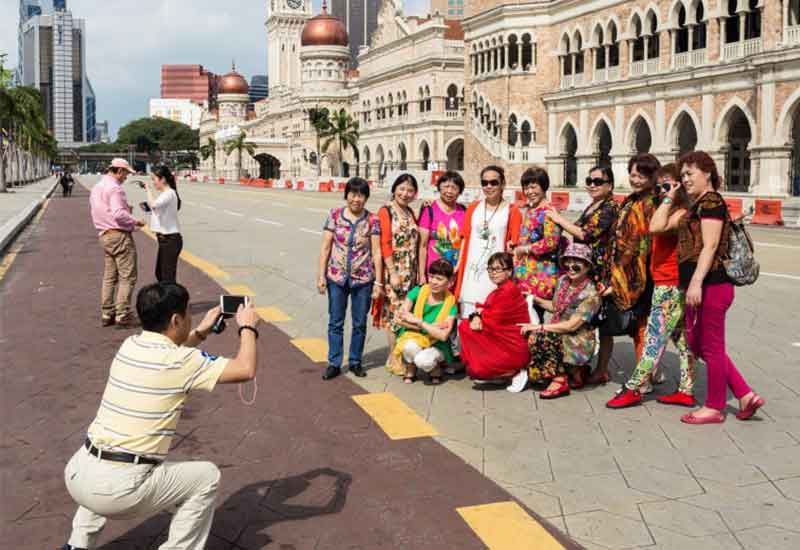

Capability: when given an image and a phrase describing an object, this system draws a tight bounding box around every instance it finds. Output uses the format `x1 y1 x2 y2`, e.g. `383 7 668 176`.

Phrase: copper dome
301 3 348 47
218 69 249 94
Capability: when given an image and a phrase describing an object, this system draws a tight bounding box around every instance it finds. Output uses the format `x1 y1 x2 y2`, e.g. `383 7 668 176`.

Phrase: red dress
459 280 531 379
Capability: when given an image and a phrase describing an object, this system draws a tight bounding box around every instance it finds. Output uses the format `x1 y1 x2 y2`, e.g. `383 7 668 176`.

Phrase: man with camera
60 282 261 550
89 158 146 328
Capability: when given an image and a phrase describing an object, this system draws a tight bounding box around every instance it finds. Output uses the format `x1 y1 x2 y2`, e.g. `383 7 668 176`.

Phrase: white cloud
0 0 431 138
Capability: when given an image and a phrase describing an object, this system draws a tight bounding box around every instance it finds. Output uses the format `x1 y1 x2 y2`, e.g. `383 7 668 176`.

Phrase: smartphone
135 181 146 189
139 201 151 213
220 295 250 316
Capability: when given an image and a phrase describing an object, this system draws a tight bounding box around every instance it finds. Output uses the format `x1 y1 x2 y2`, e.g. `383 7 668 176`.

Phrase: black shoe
101 316 115 327
322 366 341 380
61 545 87 550
350 364 366 378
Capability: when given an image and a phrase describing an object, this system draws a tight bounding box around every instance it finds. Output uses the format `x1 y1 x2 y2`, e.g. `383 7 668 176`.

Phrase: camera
211 295 250 334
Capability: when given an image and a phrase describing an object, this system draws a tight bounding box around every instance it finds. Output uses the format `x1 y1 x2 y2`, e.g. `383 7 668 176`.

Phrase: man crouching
60 282 261 550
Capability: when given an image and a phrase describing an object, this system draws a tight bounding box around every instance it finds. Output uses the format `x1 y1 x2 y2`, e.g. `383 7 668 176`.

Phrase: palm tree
321 109 359 177
199 137 217 179
223 132 256 181
308 107 330 176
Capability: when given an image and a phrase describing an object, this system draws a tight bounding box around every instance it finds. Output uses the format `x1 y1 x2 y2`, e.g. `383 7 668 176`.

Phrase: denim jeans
327 279 373 369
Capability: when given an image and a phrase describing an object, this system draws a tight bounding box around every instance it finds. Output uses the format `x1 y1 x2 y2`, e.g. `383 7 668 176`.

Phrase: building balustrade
788 25 800 45
723 38 762 60
560 74 573 89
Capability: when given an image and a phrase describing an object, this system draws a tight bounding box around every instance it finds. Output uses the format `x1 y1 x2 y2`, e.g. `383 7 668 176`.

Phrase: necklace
479 200 503 241
553 277 590 322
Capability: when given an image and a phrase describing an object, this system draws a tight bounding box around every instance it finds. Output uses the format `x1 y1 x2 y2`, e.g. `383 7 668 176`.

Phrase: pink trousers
686 282 751 411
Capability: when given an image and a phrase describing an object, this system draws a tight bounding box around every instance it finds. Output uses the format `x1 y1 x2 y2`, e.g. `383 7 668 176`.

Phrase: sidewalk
0 177 58 253
0 185 576 549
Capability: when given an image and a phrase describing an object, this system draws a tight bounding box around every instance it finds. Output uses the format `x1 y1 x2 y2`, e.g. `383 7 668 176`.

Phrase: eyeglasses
585 177 610 187
481 179 502 188
487 266 509 273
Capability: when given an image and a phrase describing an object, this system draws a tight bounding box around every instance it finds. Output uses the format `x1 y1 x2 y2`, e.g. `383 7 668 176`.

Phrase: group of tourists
317 151 765 424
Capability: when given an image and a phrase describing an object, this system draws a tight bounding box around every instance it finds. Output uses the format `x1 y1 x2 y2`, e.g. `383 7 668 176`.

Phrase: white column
518 42 523 71
504 43 509 70
760 75 776 147
784 0 790 44
701 93 714 148
644 35 650 61
688 24 695 53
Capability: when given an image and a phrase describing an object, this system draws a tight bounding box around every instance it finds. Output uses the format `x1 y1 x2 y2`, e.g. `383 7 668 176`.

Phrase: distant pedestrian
60 172 73 197
144 165 183 282
89 158 144 328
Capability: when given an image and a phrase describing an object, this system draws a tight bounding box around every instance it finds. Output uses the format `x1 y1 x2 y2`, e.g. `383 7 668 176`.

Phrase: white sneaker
507 370 529 393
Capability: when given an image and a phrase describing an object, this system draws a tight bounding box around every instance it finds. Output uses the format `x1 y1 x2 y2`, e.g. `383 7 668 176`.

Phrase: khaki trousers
64 446 220 550
99 230 138 319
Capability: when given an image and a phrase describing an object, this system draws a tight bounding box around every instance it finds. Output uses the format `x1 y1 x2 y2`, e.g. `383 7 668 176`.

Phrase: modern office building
431 0 466 19
161 65 218 106
95 120 110 143
249 75 268 103
329 0 381 64
149 98 204 130
18 2 95 147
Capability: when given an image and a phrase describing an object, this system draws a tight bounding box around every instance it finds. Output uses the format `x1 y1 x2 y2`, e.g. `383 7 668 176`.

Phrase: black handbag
595 280 654 337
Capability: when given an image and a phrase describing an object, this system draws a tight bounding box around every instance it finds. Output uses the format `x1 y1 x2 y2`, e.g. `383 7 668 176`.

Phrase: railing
560 74 574 89
607 66 620 81
630 60 646 76
573 73 585 86
445 110 461 119
674 51 690 69
788 25 800 45
593 68 607 83
743 37 763 56
691 48 707 66
646 58 660 74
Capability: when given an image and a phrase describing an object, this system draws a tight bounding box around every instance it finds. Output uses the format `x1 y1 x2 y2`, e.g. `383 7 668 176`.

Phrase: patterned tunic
378 202 419 332
608 191 657 311
574 197 618 288
677 191 730 289
323 208 380 286
514 204 562 300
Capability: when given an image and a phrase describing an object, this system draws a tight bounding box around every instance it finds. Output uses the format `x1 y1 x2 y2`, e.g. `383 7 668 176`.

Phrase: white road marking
761 272 800 281
254 218 284 226
223 210 245 217
185 200 197 206
754 242 800 250
304 207 329 213
300 228 323 236
793 343 800 348
200 204 216 210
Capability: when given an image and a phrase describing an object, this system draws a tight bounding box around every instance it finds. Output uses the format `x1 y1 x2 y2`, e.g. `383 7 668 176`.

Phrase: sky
0 0 430 138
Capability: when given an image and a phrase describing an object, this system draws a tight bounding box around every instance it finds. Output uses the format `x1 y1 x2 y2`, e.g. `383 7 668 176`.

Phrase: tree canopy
116 117 198 155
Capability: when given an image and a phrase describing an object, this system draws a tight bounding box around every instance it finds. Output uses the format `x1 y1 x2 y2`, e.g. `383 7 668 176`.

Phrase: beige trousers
64 446 220 550
99 230 137 319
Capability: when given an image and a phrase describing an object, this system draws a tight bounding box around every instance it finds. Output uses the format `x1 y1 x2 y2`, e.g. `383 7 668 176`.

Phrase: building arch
591 23 605 46
776 87 800 145
589 114 615 152
419 140 431 170
627 9 645 37
720 106 753 192
508 113 519 146
625 110 656 153
644 3 663 29
446 138 464 171
560 121 579 186
669 112 699 157
714 97 757 148
605 15 622 40
376 144 385 177
669 0 688 27
629 116 653 153
362 145 371 178
666 105 701 152
254 153 281 180
560 33 571 55
398 142 407 170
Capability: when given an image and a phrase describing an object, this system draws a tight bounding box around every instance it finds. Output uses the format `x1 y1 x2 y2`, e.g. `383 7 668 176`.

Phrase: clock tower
266 0 312 96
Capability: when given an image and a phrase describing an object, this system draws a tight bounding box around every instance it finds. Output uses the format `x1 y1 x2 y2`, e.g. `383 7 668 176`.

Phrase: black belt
84 438 161 466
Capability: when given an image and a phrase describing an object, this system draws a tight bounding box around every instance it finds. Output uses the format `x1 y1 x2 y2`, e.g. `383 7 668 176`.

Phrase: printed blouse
514 204 561 300
323 207 380 286
553 275 601 366
677 191 730 288
574 197 618 288
418 201 465 271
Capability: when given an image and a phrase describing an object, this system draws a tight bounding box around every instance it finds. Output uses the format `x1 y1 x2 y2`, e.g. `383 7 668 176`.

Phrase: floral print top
553 275 601 366
514 203 562 300
418 201 465 271
377 202 419 332
575 197 619 288
608 190 657 311
323 207 380 287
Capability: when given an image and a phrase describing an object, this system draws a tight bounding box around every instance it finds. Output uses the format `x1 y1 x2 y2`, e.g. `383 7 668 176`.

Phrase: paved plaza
1 177 799 549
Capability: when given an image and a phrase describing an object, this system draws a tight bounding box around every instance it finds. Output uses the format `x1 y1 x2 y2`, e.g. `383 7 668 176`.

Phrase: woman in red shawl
459 252 531 383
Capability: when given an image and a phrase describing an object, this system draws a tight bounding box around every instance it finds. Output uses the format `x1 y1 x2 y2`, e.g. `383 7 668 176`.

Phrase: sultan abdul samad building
201 0 800 197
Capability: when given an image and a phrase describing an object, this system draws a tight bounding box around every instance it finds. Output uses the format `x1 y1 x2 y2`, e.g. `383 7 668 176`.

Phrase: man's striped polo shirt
86 331 229 460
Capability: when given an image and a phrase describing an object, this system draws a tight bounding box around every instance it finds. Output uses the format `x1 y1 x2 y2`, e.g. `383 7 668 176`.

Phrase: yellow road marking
352 392 438 440
291 338 328 362
257 306 292 322
139 227 230 281
457 501 565 550
224 284 255 296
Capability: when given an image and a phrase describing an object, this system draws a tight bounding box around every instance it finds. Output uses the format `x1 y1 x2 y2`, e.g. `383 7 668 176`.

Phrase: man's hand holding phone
235 301 260 330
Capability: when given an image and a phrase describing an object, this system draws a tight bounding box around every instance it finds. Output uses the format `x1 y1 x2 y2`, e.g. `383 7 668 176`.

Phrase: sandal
403 375 416 384
540 377 570 400
681 410 725 424
569 365 589 390
586 369 610 386
736 394 765 420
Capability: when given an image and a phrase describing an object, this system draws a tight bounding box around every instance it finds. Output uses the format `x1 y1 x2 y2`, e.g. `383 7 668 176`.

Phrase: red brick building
160 65 218 107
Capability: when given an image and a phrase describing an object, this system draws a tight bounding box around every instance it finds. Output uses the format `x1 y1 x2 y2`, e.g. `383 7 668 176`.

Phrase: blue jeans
327 279 373 369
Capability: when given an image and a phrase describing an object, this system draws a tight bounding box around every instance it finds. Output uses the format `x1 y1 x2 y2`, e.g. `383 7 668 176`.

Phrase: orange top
453 201 522 299
651 232 679 287
377 206 394 258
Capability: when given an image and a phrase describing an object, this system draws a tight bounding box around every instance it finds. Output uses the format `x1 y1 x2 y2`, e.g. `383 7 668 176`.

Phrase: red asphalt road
0 186 577 549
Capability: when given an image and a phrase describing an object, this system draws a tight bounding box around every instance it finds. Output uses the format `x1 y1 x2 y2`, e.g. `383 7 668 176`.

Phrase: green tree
308 107 330 176
223 132 255 181
320 109 359 177
116 117 199 161
199 137 217 179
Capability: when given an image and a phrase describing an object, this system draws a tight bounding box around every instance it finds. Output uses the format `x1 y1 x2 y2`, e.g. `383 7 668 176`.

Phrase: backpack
723 211 759 286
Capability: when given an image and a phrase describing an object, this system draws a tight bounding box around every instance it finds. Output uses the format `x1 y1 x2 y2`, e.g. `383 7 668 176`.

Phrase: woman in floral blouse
374 174 420 374
513 166 562 323
317 177 383 381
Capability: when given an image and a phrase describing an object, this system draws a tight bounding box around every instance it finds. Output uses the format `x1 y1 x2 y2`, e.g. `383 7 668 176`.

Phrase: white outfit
401 341 444 372
65 445 219 550
148 188 180 234
459 201 509 317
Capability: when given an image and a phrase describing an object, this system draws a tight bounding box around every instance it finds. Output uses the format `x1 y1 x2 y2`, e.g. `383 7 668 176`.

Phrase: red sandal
540 377 570 400
736 394 765 420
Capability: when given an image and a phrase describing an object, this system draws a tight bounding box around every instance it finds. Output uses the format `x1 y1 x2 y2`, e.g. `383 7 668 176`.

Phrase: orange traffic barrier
285 180 293 189
265 179 273 188
239 177 247 185
613 194 626 204
297 181 305 190
430 170 445 187
550 191 570 211
218 178 225 185
751 199 784 225
724 198 744 220
337 181 346 191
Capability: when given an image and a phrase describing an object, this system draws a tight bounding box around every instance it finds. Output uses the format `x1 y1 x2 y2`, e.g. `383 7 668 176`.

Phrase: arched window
594 27 606 69
522 34 534 70
676 6 690 53
745 0 761 39
508 35 519 68
562 35 572 75
608 22 620 66
508 114 519 146
632 15 645 62
726 0 741 43
575 34 584 74
446 84 459 111
647 12 660 58
694 2 708 50
520 121 533 146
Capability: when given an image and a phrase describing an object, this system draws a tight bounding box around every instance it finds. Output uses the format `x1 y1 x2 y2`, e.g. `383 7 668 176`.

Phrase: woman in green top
393 259 458 385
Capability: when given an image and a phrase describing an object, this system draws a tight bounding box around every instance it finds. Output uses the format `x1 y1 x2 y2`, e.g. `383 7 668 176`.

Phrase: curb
0 178 59 255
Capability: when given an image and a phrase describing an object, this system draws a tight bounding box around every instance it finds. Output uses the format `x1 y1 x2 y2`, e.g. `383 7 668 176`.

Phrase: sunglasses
563 260 586 273
585 177 610 187
658 182 676 193
481 179 502 188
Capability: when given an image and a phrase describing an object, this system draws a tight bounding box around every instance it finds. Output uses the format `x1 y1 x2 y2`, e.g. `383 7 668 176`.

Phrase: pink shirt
90 175 139 234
